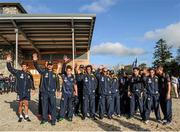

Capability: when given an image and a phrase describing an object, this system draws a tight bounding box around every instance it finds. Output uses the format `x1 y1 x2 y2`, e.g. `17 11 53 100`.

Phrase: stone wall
2 7 21 14
0 45 24 77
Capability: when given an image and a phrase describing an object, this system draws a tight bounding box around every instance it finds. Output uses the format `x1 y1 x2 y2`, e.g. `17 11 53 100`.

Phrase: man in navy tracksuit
96 66 113 119
141 68 149 110
74 65 84 116
95 66 103 113
38 61 51 119
0 74 4 95
144 68 161 124
4 77 10 94
6 54 35 122
57 65 78 122
9 74 16 92
128 67 144 119
118 71 129 115
33 53 60 126
156 66 172 125
110 70 120 117
76 65 98 120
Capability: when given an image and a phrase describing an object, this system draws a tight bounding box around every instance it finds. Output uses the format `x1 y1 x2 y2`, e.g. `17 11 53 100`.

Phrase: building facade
0 3 96 87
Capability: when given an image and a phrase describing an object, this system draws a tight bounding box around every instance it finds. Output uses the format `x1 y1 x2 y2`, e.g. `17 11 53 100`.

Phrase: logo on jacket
155 78 158 82
53 74 56 78
101 77 104 82
148 78 152 83
85 77 88 82
20 74 24 79
162 78 164 82
45 73 48 78
131 78 134 82
64 77 67 82
121 78 124 83
71 78 74 82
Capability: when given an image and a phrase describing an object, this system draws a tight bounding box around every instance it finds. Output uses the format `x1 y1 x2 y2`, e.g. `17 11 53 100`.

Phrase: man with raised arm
32 53 60 126
6 54 35 122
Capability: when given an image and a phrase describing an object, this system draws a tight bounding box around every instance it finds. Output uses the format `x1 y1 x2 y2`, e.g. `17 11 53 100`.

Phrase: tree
124 65 133 75
153 39 173 67
176 47 180 64
138 63 147 69
164 59 179 76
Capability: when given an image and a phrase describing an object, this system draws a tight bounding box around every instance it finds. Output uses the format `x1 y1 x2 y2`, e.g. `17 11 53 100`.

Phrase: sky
1 0 180 67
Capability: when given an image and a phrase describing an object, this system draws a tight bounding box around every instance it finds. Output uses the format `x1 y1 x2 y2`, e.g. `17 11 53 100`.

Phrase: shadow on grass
4 99 40 120
92 116 150 131
4 100 19 117
93 119 122 131
113 117 150 131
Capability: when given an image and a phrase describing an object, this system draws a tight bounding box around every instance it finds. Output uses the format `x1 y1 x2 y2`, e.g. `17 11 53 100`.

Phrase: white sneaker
117 115 121 117
144 120 149 124
162 119 167 123
157 120 162 124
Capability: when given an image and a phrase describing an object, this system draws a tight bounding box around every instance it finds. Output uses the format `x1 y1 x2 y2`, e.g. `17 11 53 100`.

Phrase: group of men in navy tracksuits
5 53 174 126
128 66 172 125
0 73 16 94
74 64 173 125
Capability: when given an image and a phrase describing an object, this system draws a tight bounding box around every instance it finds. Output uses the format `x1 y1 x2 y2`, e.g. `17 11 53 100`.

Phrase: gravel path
0 92 179 131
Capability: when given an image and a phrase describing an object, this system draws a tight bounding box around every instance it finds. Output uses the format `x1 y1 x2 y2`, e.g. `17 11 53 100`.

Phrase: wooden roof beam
11 19 40 54
0 34 13 46
88 19 94 48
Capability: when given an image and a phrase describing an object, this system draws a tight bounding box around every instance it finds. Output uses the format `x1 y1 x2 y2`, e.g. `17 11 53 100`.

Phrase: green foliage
153 39 173 67
138 63 147 69
124 65 133 75
176 47 180 64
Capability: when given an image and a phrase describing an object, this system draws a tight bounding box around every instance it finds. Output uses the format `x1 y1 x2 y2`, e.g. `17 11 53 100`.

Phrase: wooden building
0 3 96 87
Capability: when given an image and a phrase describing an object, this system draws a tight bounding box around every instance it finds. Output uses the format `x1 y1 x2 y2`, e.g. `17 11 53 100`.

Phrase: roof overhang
0 14 96 54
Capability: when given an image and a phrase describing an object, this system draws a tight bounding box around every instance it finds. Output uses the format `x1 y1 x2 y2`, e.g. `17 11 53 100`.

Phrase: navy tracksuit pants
83 94 96 117
144 94 161 121
98 94 112 118
111 93 120 115
41 92 56 123
59 94 73 118
160 95 172 122
129 94 144 118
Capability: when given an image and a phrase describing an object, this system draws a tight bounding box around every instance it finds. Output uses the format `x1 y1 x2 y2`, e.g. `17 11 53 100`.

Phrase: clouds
144 22 180 48
91 42 146 56
79 0 117 13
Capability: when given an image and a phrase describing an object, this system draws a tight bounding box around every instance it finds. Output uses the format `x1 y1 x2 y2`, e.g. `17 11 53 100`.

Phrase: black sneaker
92 116 97 120
99 116 103 120
51 122 56 126
163 121 172 125
67 118 72 122
24 117 31 122
57 117 64 122
82 116 86 120
18 118 23 122
108 116 112 120
127 116 132 119
40 120 47 125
